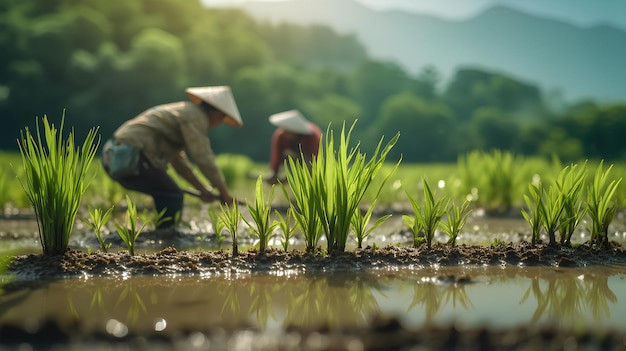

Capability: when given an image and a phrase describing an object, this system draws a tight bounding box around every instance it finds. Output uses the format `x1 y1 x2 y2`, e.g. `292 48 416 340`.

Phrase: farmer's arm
169 152 217 202
179 119 233 204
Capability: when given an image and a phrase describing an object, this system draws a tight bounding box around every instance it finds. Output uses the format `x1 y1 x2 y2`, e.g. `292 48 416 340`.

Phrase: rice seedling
521 182 544 245
283 156 322 253
403 178 448 248
457 150 523 212
17 114 99 255
539 183 565 246
115 195 149 255
351 202 391 249
207 205 226 248
306 121 399 253
139 208 170 230
83 205 114 252
586 161 622 248
555 163 587 245
244 176 277 253
439 200 472 246
218 200 242 256
274 207 297 251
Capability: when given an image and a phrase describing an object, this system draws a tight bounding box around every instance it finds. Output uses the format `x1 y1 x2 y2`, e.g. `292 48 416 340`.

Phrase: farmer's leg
104 152 183 229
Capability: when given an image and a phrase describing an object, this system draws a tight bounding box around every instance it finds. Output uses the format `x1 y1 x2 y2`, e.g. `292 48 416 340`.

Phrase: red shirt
269 122 322 172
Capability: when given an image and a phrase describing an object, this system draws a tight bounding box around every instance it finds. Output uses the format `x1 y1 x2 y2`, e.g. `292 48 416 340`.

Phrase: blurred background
1 0 624 164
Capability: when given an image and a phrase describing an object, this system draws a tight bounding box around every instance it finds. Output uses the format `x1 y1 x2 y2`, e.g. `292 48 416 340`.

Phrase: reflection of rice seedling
555 163 587 245
586 161 622 248
219 200 242 256
83 205 114 252
18 115 99 255
439 200 471 246
244 176 277 253
115 195 149 255
274 207 297 251
404 178 448 248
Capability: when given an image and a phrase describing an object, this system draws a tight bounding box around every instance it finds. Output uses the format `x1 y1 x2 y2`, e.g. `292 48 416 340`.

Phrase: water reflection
0 266 624 335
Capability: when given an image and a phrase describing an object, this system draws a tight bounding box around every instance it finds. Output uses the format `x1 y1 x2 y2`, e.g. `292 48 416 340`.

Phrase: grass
17 114 99 255
83 205 114 252
4 115 626 254
115 195 150 255
219 200 242 257
244 176 277 253
284 121 399 253
404 178 448 248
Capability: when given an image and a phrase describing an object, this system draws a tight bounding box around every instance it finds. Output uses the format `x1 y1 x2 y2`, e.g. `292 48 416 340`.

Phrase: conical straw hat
185 86 243 127
269 110 313 135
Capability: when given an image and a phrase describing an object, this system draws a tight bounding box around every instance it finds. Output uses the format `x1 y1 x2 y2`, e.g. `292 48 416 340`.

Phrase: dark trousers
102 147 183 229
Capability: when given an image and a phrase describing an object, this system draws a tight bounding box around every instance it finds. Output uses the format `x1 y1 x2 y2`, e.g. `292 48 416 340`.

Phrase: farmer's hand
220 193 236 206
264 175 279 185
198 189 219 203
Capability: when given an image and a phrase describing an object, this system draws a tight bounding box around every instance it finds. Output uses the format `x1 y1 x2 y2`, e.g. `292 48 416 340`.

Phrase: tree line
1 0 624 163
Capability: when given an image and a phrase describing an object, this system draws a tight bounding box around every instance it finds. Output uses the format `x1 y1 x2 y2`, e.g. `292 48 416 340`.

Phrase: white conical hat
269 110 313 135
185 86 243 127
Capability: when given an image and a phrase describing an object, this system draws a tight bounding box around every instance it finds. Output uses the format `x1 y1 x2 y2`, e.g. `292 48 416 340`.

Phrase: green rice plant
586 161 622 248
457 150 522 212
115 195 149 255
219 200 242 256
274 207 297 251
403 178 448 248
439 200 472 246
83 205 114 252
207 205 226 248
555 163 587 245
309 122 399 253
17 114 99 255
139 208 171 230
244 176 277 253
538 183 565 246
351 202 391 249
521 182 544 245
283 156 322 253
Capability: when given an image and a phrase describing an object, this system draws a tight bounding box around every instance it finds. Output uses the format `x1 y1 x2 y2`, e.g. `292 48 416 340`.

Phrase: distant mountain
213 0 626 103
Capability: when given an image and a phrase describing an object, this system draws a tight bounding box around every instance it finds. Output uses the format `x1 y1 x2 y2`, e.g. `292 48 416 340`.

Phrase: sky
356 0 626 29
206 0 626 30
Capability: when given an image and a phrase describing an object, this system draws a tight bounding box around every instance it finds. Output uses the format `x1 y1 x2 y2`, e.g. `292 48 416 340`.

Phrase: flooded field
2 208 626 350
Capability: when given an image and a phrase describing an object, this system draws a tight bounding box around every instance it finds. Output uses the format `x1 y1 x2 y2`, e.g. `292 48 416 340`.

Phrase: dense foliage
1 0 624 163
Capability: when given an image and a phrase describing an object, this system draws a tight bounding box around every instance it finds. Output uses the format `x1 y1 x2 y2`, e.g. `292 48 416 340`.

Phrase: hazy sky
205 0 626 30
356 0 626 28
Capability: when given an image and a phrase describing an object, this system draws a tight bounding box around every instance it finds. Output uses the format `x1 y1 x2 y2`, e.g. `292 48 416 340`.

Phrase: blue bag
104 140 140 178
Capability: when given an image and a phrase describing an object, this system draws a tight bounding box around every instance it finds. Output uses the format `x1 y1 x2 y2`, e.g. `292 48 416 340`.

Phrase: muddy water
2 211 626 349
1 266 625 338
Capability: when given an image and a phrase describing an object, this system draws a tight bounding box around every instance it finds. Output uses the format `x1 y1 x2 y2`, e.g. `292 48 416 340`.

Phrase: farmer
264 110 322 185
101 86 243 229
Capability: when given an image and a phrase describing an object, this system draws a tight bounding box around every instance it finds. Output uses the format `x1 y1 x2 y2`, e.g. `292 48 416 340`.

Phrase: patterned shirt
113 101 227 190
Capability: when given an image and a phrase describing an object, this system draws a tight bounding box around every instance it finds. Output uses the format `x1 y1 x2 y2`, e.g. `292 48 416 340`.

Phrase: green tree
371 92 455 162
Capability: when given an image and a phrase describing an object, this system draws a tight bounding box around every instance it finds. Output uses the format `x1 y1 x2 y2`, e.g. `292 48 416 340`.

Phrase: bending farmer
265 110 321 185
102 86 243 228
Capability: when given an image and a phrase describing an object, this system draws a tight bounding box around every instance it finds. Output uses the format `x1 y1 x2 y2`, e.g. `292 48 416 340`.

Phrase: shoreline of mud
6 241 626 281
